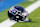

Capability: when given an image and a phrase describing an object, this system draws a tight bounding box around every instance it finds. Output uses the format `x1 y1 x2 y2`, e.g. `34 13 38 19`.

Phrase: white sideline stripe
25 1 40 13
0 1 40 27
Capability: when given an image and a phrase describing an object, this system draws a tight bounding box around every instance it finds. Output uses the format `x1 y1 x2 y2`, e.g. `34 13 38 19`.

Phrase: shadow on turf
17 21 38 23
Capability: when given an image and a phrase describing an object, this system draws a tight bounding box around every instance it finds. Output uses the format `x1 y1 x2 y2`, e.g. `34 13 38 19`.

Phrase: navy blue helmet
9 6 25 15
14 6 25 12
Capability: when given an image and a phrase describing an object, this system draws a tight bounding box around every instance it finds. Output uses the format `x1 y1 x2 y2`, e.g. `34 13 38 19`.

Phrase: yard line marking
25 1 40 13
0 1 40 27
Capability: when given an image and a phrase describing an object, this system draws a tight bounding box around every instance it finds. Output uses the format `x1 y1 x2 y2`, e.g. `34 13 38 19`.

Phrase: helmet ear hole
18 12 20 14
16 11 17 12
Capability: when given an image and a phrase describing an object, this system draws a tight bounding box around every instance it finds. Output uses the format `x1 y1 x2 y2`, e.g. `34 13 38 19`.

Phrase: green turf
0 9 9 23
0 0 37 23
18 0 37 8
11 7 40 27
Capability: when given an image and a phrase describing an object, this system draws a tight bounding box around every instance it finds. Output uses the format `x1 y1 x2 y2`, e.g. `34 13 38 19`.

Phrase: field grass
11 7 40 27
0 0 37 23
0 9 9 23
18 0 37 8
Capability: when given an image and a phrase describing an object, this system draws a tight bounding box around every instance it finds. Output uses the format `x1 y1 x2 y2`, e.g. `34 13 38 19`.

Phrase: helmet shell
14 6 25 12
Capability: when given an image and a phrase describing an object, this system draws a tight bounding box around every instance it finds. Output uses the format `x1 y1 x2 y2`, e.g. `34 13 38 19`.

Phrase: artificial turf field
0 0 37 23
11 7 40 27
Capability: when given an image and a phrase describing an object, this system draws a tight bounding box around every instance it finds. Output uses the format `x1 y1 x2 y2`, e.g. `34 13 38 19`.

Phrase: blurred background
0 0 40 27
0 0 26 12
0 0 37 23
0 0 37 12
0 0 39 25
